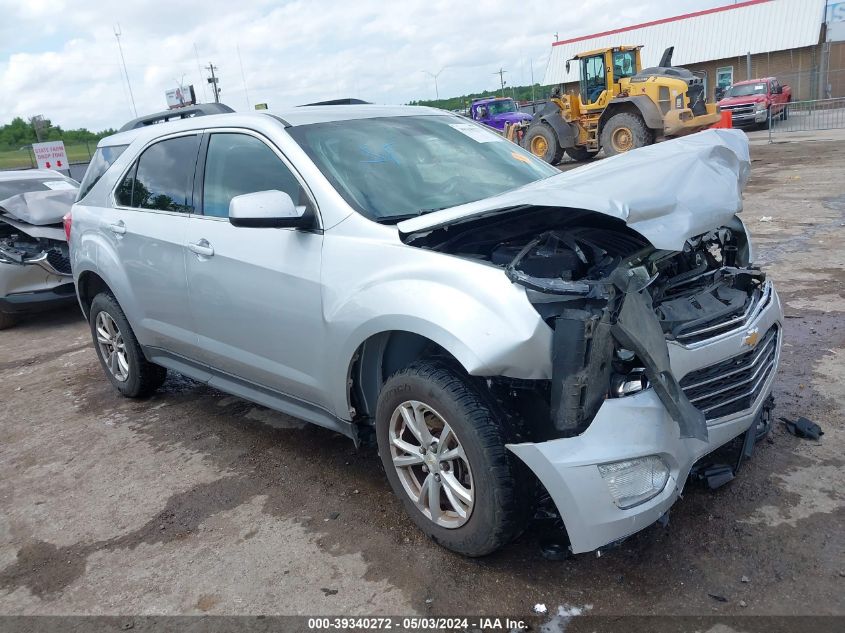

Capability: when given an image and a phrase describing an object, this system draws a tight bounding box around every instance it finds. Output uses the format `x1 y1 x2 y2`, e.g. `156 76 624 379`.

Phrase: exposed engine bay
408 206 766 442
0 223 72 276
0 216 71 275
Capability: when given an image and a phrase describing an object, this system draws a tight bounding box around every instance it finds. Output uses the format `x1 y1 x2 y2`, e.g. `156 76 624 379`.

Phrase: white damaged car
0 169 78 329
69 107 782 556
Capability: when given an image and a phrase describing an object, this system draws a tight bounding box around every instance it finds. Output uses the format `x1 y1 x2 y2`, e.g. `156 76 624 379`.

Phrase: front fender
321 225 553 419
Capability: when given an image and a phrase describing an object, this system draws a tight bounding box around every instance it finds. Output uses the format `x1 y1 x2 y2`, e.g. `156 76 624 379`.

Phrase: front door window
581 55 606 104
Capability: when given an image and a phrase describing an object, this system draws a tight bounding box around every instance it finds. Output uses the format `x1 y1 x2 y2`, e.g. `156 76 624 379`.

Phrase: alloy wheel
95 311 130 382
388 400 474 528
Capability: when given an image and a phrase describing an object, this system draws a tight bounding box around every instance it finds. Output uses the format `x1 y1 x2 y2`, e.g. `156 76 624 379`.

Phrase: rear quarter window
76 145 129 202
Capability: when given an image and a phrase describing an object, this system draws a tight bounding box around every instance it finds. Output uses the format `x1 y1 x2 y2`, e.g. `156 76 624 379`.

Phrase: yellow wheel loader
522 46 720 163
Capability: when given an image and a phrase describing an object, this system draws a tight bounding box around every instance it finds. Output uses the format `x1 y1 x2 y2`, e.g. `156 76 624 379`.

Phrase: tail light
62 212 72 241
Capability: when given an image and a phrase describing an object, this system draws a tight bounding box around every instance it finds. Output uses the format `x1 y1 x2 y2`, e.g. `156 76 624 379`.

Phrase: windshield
77 144 128 201
485 99 517 115
724 83 767 97
287 115 558 222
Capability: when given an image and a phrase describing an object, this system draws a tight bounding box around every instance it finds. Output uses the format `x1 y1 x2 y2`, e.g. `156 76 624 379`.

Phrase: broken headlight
598 455 670 509
609 348 650 398
610 368 649 397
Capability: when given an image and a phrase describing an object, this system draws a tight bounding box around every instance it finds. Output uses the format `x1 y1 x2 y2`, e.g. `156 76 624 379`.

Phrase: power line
237 44 251 109
114 24 137 117
194 43 208 103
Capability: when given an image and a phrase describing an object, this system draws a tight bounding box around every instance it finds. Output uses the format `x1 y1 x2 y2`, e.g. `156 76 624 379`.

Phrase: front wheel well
598 102 646 136
348 331 463 429
77 271 112 319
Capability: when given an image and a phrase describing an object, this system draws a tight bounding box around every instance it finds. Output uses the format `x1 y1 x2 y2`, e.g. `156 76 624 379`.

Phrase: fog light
598 456 670 509
610 368 649 397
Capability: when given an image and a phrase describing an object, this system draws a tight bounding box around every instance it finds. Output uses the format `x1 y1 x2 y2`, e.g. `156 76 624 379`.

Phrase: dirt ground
1 133 843 622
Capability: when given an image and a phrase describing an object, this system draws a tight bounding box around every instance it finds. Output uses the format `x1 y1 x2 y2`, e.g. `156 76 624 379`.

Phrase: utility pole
206 63 221 103
114 25 137 117
494 68 507 96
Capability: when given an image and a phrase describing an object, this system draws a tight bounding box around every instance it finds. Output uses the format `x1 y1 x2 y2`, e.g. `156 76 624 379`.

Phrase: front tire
523 123 564 165
88 292 166 398
600 112 653 156
375 360 529 556
0 311 17 330
565 145 596 162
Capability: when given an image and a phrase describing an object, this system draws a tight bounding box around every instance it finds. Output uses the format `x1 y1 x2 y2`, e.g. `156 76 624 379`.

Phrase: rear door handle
108 220 126 235
187 239 214 257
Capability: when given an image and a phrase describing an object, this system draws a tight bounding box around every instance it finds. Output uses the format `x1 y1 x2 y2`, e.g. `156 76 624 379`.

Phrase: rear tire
565 146 596 162
88 292 166 398
523 123 564 165
0 311 17 330
600 112 653 157
375 360 530 556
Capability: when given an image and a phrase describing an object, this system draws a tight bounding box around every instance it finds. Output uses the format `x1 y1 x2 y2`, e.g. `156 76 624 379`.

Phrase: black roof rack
118 103 235 132
299 98 371 106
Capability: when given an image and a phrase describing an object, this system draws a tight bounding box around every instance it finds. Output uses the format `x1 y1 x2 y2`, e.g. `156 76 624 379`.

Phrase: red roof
552 0 772 47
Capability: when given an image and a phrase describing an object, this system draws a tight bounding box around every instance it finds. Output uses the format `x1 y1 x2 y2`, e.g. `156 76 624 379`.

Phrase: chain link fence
768 97 845 141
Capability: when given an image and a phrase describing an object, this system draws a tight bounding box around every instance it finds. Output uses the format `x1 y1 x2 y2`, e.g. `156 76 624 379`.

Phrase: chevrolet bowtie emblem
742 327 760 348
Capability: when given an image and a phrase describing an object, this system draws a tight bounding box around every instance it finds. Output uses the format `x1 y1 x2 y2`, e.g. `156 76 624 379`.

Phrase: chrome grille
680 325 779 421
719 103 755 117
46 249 72 274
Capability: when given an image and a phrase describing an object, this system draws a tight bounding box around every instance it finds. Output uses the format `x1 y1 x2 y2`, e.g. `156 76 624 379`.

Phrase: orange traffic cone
712 109 732 129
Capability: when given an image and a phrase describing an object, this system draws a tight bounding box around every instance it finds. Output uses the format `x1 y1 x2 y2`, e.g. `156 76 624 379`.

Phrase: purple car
470 97 532 131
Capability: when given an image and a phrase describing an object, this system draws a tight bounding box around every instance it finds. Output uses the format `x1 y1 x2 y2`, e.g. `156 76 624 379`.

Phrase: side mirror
565 60 571 74
228 190 313 229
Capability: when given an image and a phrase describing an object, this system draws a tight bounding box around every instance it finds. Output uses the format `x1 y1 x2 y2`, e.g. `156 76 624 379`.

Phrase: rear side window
202 133 312 218
76 145 128 202
116 135 200 212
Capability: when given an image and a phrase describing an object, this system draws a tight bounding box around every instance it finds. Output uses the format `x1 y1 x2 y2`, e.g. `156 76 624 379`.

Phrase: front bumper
0 260 75 314
507 283 783 554
723 108 768 126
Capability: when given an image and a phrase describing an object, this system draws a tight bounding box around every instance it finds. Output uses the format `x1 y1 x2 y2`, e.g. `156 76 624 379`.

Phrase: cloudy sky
1 0 728 131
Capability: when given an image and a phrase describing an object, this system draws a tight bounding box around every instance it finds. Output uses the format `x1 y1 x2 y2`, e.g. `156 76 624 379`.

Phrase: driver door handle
187 239 214 257
108 220 126 235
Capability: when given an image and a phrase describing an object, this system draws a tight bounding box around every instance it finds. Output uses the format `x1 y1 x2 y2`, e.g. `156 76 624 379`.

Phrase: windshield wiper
373 208 446 224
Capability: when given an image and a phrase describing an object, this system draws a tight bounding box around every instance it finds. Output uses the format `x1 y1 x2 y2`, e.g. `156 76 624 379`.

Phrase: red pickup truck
717 77 792 128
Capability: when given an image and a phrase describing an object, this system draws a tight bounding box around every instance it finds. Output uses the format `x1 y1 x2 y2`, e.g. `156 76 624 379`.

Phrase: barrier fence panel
768 97 845 142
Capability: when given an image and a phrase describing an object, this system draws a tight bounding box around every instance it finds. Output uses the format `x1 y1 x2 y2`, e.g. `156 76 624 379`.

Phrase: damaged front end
0 179 77 320
405 205 781 553
397 131 782 553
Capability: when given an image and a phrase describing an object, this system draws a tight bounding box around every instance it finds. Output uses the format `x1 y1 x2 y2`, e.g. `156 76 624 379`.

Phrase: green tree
409 83 554 112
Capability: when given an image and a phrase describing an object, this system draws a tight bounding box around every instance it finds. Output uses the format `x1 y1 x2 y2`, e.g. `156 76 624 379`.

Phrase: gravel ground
1 133 843 622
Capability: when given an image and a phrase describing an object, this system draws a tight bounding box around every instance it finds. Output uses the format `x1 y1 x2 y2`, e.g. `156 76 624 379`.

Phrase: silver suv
69 106 783 556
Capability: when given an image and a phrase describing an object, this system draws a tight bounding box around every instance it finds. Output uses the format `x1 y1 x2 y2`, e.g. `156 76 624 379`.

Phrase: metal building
545 0 844 101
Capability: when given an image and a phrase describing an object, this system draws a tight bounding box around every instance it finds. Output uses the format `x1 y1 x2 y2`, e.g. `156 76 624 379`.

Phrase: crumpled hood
0 189 77 226
398 128 750 251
